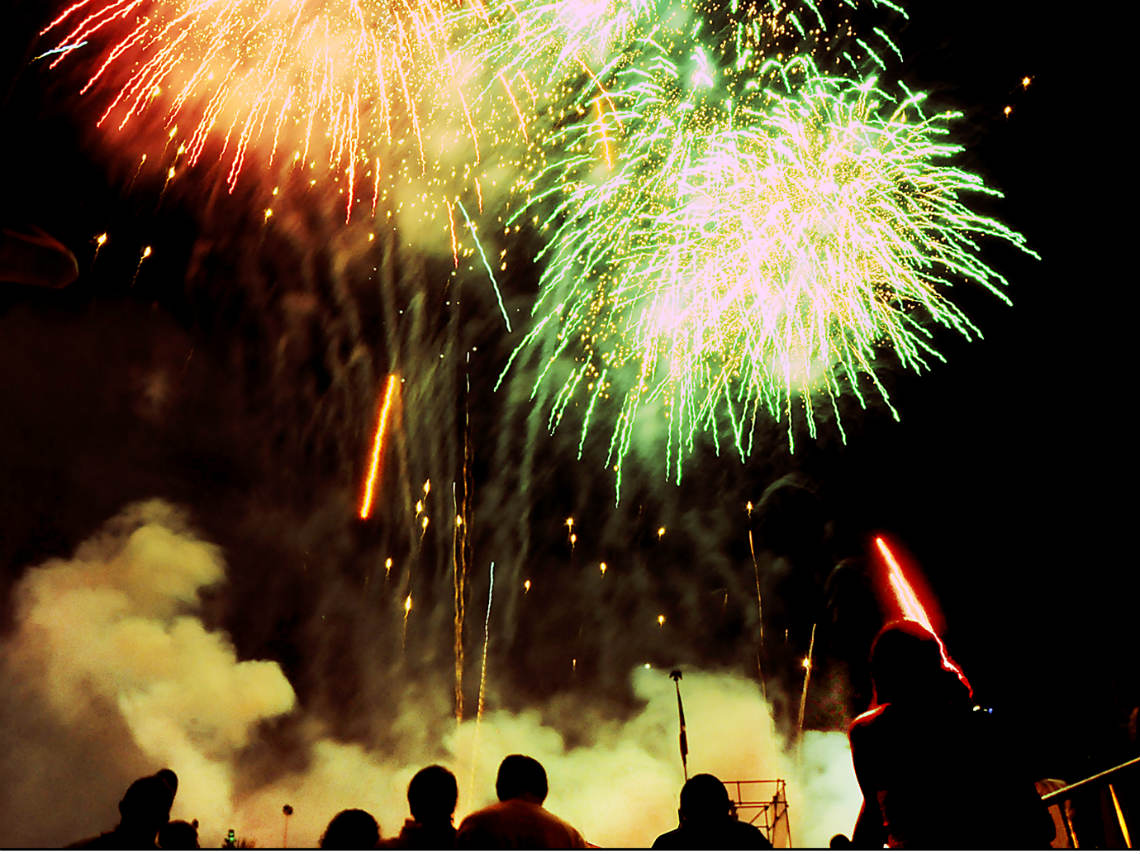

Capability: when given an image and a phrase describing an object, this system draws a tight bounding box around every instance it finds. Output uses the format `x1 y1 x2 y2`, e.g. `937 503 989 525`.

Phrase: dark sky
1 0 1132 792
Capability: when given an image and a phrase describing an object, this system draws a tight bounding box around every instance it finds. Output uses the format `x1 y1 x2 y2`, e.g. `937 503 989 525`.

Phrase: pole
670 669 688 780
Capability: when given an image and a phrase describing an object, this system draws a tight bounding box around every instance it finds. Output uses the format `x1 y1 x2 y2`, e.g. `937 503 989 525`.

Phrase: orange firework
359 373 399 520
40 0 489 213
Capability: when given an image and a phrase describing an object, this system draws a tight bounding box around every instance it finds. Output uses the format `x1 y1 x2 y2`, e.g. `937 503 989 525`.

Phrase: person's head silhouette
408 765 458 824
320 809 379 849
118 771 178 842
495 754 548 804
678 774 733 827
869 620 971 706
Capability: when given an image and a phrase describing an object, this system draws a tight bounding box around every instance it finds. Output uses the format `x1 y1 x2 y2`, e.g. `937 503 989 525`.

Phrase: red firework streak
359 374 400 520
872 535 971 694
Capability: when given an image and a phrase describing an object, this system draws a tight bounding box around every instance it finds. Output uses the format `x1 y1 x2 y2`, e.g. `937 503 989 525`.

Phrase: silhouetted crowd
67 621 1056 849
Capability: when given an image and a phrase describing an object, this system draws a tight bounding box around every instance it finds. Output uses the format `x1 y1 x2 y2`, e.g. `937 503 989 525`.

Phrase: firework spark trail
359 373 400 520
465 560 495 811
498 3 1036 498
873 535 933 633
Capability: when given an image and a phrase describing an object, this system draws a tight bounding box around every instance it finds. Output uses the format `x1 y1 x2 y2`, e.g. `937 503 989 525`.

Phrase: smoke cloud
0 499 861 848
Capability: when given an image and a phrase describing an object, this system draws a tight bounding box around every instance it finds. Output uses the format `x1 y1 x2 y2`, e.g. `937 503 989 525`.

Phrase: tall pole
670 669 689 780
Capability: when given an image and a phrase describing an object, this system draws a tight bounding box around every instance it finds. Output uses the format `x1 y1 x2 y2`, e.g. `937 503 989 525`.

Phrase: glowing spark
1004 104 1013 116
599 561 607 576
385 557 393 578
1021 75 1032 88
404 593 413 615
657 526 666 539
359 373 399 520
523 578 531 593
657 614 666 626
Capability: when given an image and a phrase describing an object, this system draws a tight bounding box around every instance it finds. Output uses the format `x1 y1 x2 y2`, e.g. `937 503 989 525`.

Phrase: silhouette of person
158 819 199 849
383 765 459 848
456 754 587 848
652 773 774 849
69 769 179 848
849 620 1053 848
320 809 381 849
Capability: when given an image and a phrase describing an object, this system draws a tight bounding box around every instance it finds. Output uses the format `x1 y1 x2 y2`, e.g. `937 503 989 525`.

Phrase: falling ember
1021 75 1032 88
657 526 666 539
93 232 108 262
599 562 607 576
746 501 753 516
1003 105 1013 116
657 614 666 626
874 536 935 633
385 557 393 578
401 592 413 649
423 479 431 495
358 374 399 520
523 579 531 593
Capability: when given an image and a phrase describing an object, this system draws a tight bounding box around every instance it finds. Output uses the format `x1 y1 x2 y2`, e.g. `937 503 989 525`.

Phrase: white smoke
0 500 861 847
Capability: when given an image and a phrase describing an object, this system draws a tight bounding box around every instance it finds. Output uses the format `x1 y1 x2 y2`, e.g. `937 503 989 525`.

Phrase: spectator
384 765 459 848
69 769 179 848
848 620 1053 848
320 809 380 849
456 754 587 848
158 819 199 849
652 773 773 849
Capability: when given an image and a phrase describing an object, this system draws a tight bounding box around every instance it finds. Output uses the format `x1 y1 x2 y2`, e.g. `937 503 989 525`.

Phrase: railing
1040 755 1138 848
723 778 792 847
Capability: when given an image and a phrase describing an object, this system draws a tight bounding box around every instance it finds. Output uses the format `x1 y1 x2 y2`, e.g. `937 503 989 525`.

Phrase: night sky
1 0 1133 834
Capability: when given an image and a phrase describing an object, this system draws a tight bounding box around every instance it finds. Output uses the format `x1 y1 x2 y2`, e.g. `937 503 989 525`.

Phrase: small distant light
1021 75 1032 88
644 662 652 669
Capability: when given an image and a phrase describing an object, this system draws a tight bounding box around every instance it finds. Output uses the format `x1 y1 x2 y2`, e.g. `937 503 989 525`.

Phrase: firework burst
499 5 1035 499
